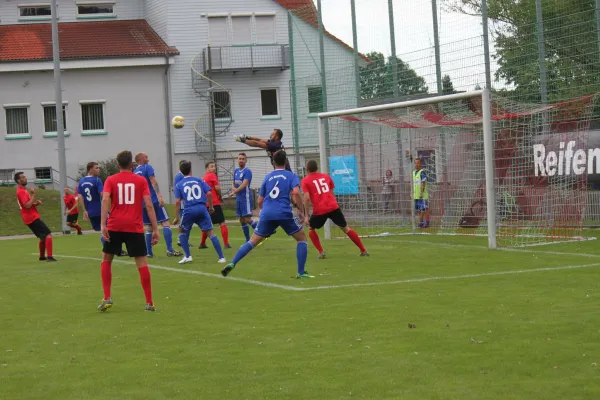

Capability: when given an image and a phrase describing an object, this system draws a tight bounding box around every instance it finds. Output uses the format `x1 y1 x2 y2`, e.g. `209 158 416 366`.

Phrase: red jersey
63 194 79 215
103 171 150 233
16 186 40 225
203 172 222 206
301 172 339 216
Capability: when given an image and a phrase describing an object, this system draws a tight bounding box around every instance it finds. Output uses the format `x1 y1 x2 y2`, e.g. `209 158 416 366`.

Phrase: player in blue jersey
134 152 181 258
221 150 312 279
173 161 225 265
227 153 258 241
78 161 127 255
173 163 186 247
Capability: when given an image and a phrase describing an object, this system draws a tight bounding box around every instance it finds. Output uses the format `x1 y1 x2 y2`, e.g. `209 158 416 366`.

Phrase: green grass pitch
1 227 600 399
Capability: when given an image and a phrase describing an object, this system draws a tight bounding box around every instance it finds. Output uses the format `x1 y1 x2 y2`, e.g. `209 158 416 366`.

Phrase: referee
236 129 292 171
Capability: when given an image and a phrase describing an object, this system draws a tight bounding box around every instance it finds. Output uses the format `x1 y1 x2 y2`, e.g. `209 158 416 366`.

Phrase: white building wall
0 66 171 195
0 0 143 25
143 0 168 42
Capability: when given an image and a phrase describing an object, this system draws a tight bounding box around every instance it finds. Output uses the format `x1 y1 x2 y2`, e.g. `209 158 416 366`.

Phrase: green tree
442 74 455 93
443 0 600 102
77 158 120 183
360 51 428 100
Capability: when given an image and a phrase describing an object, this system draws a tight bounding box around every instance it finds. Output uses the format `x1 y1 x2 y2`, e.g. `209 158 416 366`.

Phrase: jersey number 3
117 183 135 205
84 187 93 201
184 185 203 201
313 178 330 195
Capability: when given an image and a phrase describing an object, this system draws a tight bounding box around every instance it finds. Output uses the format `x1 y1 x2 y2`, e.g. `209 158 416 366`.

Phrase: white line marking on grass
35 254 303 291
301 262 600 291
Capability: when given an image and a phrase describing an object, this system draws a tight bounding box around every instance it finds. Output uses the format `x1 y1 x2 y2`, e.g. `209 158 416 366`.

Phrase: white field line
36 254 600 292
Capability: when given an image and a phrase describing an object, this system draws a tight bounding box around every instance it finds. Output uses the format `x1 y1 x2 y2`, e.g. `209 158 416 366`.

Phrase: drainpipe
163 54 175 204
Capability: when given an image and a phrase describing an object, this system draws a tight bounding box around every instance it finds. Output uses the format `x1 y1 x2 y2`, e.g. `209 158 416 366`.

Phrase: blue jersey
77 175 104 217
134 164 159 203
174 172 184 186
234 167 252 201
174 176 212 208
259 169 300 220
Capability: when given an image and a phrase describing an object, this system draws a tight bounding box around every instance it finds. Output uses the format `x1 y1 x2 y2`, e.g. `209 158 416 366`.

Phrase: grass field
1 227 600 399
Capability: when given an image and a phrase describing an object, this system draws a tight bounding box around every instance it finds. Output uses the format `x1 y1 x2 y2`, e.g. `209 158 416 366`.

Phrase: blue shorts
415 199 429 211
236 196 253 217
89 216 102 231
143 202 170 225
255 217 303 238
180 205 213 232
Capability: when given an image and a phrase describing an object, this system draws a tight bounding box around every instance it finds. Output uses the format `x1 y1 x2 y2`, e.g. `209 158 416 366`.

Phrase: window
260 89 279 117
77 2 114 16
0 169 15 184
232 16 252 45
19 5 51 17
255 15 276 44
5 107 29 135
212 91 232 120
43 104 67 133
208 17 229 46
308 86 324 114
81 102 105 131
35 167 52 181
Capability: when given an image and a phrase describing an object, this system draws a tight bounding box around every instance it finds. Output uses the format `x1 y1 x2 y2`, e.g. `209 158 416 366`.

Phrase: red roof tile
0 20 179 62
274 0 371 63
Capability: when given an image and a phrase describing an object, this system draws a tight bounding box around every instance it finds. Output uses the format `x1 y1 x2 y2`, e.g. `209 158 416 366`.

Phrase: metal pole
317 0 330 158
51 0 68 234
482 88 497 249
596 0 600 62
431 0 443 94
481 0 492 90
318 116 331 240
351 0 367 194
288 11 301 171
535 0 548 104
388 0 399 97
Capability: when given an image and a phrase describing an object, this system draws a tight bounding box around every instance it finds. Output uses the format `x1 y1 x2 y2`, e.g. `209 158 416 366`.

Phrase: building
0 0 363 199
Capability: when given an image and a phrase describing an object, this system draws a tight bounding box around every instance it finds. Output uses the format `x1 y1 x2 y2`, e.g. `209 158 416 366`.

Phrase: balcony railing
203 44 290 73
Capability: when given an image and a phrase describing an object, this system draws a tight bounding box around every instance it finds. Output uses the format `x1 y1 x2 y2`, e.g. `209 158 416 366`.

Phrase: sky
316 0 499 91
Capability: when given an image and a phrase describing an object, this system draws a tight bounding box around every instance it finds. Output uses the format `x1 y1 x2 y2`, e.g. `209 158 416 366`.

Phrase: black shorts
210 205 225 224
66 213 79 224
103 231 147 258
309 208 347 230
27 218 51 239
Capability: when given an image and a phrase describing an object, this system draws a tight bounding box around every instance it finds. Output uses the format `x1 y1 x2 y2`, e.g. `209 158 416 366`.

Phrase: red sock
101 261 112 300
138 266 153 304
200 231 208 246
346 229 366 252
45 235 53 257
39 240 45 258
309 230 324 253
220 225 230 246
75 223 82 234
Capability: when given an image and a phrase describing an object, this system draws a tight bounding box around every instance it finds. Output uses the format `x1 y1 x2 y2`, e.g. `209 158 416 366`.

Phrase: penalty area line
33 254 303 292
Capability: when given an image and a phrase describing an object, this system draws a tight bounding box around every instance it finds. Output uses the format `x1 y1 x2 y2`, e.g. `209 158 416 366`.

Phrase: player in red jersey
15 172 56 262
199 161 231 249
63 187 83 235
98 150 160 312
301 160 368 258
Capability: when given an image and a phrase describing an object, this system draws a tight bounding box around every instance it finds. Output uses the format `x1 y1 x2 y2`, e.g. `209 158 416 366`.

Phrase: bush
77 158 120 183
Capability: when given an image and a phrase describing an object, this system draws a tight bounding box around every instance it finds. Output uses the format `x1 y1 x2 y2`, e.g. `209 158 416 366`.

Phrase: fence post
431 0 443 94
481 0 492 90
288 11 301 170
388 0 399 98
535 0 548 104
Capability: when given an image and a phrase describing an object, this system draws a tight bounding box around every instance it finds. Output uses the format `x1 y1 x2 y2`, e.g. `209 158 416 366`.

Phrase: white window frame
76 1 116 18
254 14 277 45
79 100 107 134
211 90 232 122
4 103 31 137
41 101 69 137
18 3 51 21
259 88 280 119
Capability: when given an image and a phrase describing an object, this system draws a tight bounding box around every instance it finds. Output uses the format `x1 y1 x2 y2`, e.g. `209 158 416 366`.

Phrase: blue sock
250 220 257 230
145 231 153 256
163 226 174 252
179 232 190 258
297 241 308 275
241 224 250 241
232 241 255 265
210 235 224 259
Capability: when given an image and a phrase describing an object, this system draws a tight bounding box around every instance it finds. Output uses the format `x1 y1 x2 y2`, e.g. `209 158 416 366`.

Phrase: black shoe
225 245 232 249
117 250 128 257
221 263 235 277
77 231 83 236
46 257 58 262
39 257 47 261
198 244 208 249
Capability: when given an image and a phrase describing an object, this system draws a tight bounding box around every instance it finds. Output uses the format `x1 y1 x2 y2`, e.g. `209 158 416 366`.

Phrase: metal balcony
202 44 290 73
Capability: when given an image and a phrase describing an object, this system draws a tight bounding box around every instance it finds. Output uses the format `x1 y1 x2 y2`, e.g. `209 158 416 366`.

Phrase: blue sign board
329 155 359 195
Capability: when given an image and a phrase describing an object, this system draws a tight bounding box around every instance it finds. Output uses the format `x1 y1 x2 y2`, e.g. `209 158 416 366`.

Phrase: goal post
316 89 598 248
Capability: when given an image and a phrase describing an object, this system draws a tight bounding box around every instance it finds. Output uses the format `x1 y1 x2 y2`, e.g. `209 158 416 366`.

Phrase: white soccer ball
172 116 185 129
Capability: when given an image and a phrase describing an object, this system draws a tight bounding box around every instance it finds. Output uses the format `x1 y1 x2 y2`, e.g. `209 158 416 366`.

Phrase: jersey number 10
313 178 330 195
117 183 135 205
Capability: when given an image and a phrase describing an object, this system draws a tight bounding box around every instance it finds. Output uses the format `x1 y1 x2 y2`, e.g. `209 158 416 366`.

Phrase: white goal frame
317 89 498 249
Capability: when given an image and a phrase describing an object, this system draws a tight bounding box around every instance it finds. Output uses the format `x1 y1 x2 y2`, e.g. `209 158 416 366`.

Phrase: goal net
317 90 598 248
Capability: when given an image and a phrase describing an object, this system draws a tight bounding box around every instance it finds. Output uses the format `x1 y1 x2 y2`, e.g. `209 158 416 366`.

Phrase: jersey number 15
313 178 330 195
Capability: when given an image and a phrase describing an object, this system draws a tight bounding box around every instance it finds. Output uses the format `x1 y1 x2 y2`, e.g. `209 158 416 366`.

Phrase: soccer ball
172 116 185 129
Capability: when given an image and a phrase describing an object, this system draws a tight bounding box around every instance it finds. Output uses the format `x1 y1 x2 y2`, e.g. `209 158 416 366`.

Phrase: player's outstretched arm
144 194 160 245
243 139 268 149
100 192 111 242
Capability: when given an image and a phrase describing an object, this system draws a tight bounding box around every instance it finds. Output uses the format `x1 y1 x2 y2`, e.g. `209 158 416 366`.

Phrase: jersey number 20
117 183 135 205
313 178 330 195
184 185 203 201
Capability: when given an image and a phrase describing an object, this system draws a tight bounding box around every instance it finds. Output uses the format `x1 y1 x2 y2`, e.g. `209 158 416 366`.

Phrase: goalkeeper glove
235 135 250 143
